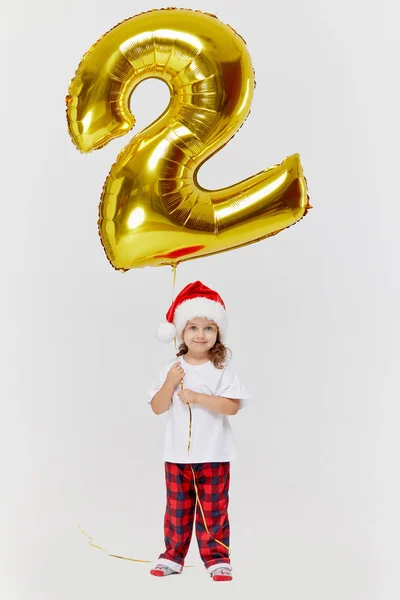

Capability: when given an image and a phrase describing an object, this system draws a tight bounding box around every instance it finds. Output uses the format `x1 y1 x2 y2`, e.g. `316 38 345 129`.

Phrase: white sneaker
150 564 179 577
211 566 233 581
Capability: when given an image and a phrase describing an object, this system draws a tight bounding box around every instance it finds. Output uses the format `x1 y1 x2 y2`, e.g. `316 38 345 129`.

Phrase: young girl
148 281 251 581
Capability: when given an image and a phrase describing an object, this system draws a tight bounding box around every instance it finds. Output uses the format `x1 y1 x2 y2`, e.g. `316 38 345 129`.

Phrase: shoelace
154 564 173 573
212 567 232 576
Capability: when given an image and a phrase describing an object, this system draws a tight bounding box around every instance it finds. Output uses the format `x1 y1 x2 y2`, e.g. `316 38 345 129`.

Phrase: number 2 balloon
66 8 310 271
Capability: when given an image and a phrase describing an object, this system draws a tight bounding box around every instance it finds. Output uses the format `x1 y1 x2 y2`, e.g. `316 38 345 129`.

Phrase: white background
2 0 399 598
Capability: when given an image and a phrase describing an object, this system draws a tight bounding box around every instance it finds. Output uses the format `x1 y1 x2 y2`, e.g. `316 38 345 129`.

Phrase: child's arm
197 393 240 416
150 362 185 415
150 381 176 414
178 389 239 415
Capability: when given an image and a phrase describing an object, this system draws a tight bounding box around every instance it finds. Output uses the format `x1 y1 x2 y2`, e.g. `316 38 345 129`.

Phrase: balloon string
178 377 192 453
172 264 177 303
171 265 192 452
77 524 194 567
190 467 231 553
187 403 193 453
172 264 178 359
77 524 151 563
76 263 224 567
169 268 223 550
77 465 226 566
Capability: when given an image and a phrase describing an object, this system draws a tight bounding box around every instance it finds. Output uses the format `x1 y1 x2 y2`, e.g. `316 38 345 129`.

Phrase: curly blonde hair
176 333 231 369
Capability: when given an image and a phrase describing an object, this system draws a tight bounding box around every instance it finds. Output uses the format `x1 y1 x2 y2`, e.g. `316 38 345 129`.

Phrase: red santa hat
157 281 228 344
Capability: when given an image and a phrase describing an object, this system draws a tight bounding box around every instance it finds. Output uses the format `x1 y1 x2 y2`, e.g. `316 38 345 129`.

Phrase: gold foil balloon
66 8 310 271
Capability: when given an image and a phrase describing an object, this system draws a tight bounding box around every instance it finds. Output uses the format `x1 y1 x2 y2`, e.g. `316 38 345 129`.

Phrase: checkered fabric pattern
158 461 230 570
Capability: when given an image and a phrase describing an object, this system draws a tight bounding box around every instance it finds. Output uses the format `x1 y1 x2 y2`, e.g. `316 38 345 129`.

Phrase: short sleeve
216 362 251 410
148 362 173 404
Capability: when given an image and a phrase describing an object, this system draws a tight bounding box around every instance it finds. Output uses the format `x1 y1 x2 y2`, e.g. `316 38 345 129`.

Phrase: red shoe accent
150 564 178 577
213 573 233 581
211 568 233 581
150 568 165 577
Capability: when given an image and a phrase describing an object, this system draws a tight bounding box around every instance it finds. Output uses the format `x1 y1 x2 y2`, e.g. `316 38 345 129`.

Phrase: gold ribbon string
171 265 193 454
170 266 227 551
179 378 193 453
190 467 231 553
77 264 196 567
77 524 151 563
78 524 194 567
187 402 193 453
172 264 177 302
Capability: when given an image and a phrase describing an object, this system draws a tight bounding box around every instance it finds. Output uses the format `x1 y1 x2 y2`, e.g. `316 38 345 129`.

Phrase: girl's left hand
178 389 198 405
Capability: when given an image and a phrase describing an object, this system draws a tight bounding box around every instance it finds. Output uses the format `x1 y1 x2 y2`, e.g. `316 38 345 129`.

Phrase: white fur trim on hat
173 297 228 343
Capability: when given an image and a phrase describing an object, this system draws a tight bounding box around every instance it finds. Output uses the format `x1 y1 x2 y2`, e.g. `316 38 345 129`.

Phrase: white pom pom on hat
156 321 177 343
156 280 228 344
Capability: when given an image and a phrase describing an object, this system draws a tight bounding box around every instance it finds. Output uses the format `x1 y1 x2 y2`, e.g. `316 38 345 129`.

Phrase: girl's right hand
166 362 185 389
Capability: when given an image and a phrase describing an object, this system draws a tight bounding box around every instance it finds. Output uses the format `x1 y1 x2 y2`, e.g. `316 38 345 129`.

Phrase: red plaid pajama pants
159 461 230 570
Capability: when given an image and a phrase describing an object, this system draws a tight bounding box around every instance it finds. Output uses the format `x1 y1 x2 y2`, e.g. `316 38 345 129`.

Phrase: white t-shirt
148 355 251 463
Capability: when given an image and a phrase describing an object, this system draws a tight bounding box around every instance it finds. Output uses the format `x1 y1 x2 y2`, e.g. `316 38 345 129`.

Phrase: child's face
183 317 218 353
